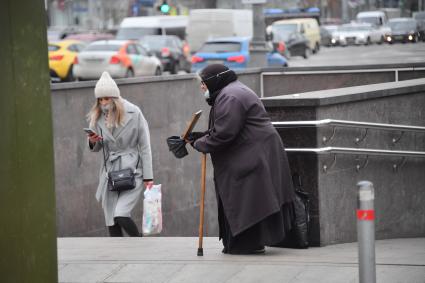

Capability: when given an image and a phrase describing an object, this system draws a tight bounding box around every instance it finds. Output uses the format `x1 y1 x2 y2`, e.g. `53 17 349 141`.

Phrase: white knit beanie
94 71 120 99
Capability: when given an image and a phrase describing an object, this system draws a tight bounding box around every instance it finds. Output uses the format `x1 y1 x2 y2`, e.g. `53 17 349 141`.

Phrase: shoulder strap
100 128 108 173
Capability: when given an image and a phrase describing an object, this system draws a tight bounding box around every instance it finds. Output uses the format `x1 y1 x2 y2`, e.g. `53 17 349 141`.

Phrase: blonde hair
87 97 125 129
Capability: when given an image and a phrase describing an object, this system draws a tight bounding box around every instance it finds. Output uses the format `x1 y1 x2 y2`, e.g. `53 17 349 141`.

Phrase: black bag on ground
166 136 188 159
274 173 310 249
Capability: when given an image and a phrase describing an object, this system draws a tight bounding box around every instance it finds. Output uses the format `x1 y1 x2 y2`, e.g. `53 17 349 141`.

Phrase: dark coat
193 80 295 236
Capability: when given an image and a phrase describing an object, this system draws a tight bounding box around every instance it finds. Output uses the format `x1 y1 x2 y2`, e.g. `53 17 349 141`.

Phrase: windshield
339 25 371 32
272 24 297 41
198 42 241 53
116 27 161 40
389 21 416 31
48 44 61 51
142 36 172 49
358 16 382 25
84 44 122 52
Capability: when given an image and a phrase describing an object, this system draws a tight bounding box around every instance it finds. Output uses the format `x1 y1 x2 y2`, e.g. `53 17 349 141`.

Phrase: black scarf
199 64 238 106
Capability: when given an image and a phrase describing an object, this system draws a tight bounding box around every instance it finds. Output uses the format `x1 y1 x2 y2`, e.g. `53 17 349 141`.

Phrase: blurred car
48 40 86 82
271 29 311 59
413 11 425 41
191 37 288 72
385 18 420 43
332 23 383 46
271 18 321 54
141 35 191 74
64 31 115 42
73 40 162 80
320 25 339 46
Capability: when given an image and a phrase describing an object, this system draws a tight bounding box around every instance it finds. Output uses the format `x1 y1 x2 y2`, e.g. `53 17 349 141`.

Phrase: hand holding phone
84 128 102 143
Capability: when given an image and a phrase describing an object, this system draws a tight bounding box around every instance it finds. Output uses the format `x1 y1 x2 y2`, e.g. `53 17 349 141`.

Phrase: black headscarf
199 64 238 106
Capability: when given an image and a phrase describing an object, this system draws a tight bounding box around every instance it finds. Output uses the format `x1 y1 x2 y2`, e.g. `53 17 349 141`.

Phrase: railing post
357 181 376 283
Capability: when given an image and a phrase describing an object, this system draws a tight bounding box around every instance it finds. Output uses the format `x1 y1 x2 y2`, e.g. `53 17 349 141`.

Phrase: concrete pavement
58 237 425 283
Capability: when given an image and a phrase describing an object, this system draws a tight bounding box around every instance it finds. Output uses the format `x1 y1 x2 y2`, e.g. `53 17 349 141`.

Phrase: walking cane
197 153 207 256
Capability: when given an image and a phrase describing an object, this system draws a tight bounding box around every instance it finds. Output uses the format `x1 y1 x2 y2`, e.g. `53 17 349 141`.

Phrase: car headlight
331 38 336 44
408 35 413 40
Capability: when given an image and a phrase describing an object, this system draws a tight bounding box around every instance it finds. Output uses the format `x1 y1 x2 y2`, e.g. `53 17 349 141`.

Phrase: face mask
100 104 111 114
203 90 210 99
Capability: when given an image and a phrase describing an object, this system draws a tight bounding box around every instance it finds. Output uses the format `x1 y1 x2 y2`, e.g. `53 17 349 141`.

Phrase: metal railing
273 119 425 172
272 119 425 132
285 147 425 158
273 119 425 144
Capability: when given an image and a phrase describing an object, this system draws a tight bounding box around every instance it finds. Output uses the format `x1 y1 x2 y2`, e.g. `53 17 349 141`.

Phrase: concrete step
58 237 425 283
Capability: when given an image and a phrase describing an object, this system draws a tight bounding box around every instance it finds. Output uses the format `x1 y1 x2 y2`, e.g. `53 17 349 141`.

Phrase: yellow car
48 40 85 82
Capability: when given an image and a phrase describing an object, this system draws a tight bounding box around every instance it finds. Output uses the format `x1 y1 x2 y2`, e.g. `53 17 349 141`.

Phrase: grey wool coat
193 80 295 236
89 99 153 226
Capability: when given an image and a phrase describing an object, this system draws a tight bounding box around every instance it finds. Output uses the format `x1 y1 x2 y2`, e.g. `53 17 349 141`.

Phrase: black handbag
101 129 139 192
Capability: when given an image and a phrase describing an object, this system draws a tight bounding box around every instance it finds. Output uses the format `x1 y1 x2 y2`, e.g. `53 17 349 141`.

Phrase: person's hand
185 132 205 144
144 181 154 189
88 133 102 144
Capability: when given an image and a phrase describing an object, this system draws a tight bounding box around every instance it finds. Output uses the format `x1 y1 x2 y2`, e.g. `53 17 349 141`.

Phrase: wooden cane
197 153 207 256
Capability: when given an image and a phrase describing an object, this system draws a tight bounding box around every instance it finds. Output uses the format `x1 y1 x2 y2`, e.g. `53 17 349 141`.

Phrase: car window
126 44 138 55
198 42 241 53
76 44 85 52
85 44 122 51
135 44 148 56
48 44 61 51
67 45 78 52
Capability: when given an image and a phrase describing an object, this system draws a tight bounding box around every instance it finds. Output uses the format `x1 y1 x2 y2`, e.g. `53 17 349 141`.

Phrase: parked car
413 11 425 41
141 35 191 73
270 26 311 59
191 37 288 72
271 18 321 54
356 11 391 41
320 25 339 46
332 23 383 46
48 40 86 82
386 18 420 43
73 40 162 80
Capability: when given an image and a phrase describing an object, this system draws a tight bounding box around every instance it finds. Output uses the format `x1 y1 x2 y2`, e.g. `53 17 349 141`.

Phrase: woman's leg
114 216 140 237
108 223 123 237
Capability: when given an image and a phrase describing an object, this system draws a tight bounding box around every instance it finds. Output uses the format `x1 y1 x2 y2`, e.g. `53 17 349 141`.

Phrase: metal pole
342 0 349 23
249 2 268 68
357 181 376 283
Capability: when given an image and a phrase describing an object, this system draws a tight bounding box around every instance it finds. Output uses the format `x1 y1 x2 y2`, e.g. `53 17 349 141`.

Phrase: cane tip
197 248 203 256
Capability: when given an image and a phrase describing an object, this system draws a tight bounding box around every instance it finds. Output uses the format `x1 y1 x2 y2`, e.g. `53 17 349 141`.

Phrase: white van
356 11 391 40
186 9 253 52
116 16 188 41
356 11 387 26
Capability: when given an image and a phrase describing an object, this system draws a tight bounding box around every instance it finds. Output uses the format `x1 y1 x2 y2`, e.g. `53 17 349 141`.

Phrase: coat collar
98 99 136 141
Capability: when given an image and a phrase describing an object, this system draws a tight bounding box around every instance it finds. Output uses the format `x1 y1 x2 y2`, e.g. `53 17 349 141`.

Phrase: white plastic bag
142 184 162 235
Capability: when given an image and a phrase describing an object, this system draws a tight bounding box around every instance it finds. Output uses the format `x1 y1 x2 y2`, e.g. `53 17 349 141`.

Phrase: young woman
86 71 153 237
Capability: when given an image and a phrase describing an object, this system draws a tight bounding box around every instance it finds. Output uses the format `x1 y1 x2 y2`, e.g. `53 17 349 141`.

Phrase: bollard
357 181 376 283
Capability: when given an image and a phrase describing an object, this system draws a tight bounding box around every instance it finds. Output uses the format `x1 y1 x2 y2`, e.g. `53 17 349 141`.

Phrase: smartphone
83 128 96 135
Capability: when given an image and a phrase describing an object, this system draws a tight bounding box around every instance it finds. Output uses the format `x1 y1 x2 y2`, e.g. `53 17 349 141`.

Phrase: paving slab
58 237 425 283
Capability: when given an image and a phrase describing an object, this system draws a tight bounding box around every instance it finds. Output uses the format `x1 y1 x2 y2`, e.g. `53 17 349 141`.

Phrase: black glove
187 131 206 145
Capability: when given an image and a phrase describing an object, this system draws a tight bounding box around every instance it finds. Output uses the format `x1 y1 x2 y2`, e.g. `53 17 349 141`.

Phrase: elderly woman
189 64 296 254
86 71 153 237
